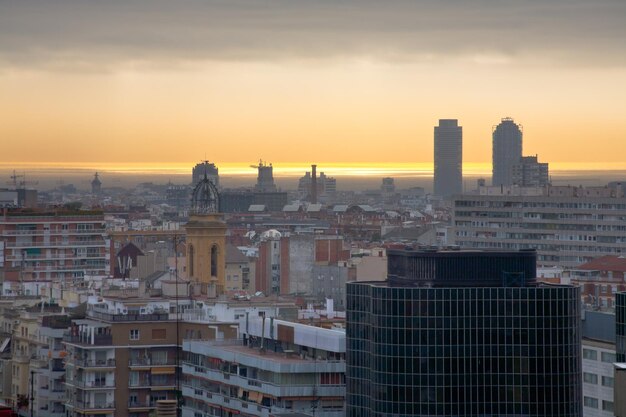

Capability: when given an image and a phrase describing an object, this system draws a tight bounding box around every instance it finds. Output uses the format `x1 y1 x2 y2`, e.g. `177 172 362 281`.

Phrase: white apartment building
182 317 346 417
453 185 626 267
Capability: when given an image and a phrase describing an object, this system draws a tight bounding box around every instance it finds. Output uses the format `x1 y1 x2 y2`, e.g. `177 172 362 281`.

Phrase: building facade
581 310 616 417
182 317 345 417
492 117 523 187
433 119 462 198
192 161 219 187
453 186 626 268
346 249 582 417
0 208 109 290
512 155 549 187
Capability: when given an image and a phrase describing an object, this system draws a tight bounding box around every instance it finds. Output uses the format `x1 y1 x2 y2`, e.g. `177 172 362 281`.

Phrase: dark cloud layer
1 0 625 69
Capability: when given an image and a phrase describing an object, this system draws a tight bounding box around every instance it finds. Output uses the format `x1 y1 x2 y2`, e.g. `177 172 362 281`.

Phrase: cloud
1 0 625 69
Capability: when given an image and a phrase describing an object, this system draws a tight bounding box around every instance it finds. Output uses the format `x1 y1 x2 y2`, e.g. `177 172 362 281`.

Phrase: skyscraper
434 119 462 197
492 117 523 186
192 160 219 187
346 249 581 417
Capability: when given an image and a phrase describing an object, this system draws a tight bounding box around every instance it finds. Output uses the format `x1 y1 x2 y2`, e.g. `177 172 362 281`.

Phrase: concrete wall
288 235 315 295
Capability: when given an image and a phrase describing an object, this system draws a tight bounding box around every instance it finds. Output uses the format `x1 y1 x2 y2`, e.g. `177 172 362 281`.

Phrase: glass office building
347 249 582 417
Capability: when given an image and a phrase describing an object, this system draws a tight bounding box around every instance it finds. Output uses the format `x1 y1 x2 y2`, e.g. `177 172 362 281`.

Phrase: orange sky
1 1 625 168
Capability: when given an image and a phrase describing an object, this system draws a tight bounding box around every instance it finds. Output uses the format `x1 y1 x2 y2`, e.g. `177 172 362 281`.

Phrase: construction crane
6 170 38 189
250 159 272 170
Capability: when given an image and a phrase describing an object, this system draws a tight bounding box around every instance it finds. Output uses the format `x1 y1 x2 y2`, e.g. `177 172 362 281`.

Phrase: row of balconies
183 363 345 398
5 240 106 248
1 229 105 236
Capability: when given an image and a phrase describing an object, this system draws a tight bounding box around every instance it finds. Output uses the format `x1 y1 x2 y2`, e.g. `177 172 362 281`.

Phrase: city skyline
1 1 625 166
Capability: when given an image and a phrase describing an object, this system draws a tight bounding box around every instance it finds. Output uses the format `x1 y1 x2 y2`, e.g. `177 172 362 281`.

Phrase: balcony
66 379 115 389
183 363 345 398
63 334 113 346
88 310 169 322
129 376 177 389
128 399 172 409
74 358 116 368
129 357 176 367
68 400 115 411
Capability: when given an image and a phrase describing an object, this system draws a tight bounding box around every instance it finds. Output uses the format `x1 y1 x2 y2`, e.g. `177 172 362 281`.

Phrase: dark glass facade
347 251 582 417
616 292 626 362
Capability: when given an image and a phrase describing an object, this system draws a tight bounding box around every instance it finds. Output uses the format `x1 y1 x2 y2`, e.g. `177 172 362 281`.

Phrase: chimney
311 164 317 204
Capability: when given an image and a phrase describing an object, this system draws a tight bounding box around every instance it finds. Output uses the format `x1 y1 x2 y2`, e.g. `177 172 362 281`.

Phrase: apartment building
453 185 626 267
63 296 237 417
0 208 109 291
34 315 71 417
182 317 346 417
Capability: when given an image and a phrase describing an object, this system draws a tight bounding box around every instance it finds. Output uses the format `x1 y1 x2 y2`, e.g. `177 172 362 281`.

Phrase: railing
63 334 113 346
66 379 115 389
129 358 176 366
74 358 116 367
88 310 169 322
128 400 158 408
70 400 115 410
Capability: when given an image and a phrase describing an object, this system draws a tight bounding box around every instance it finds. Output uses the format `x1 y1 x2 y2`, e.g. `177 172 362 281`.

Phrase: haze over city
1 0 625 169
2 2 626 417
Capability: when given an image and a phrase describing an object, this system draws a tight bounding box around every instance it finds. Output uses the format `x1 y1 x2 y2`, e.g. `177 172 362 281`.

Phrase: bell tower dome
185 169 226 297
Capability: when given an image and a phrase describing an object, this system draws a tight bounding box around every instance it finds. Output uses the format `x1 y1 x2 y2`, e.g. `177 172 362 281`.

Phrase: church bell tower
185 171 226 297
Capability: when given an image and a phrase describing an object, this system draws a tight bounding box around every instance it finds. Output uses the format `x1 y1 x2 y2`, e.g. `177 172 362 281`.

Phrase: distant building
298 170 337 200
380 177 395 195
433 119 462 197
512 155 549 187
492 117 523 186
165 183 190 208
91 172 102 195
253 160 277 193
453 185 626 267
0 208 109 286
192 161 219 187
569 255 626 309
347 249 581 417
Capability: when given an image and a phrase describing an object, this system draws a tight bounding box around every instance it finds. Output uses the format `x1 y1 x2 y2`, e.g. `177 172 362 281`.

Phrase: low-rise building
182 317 345 417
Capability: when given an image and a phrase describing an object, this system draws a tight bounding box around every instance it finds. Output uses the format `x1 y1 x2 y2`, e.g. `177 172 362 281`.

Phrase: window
583 372 598 384
602 376 614 387
601 352 616 363
152 350 168 365
152 329 166 340
603 400 614 412
584 396 598 409
583 348 597 360
210 245 218 277
130 329 140 340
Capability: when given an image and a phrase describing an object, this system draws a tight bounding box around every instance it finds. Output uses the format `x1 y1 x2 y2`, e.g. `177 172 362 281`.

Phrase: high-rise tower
492 117 523 186
347 249 582 417
434 119 462 197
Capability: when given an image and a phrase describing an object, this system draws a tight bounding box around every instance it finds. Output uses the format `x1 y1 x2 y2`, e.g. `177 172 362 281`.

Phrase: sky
1 0 625 169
